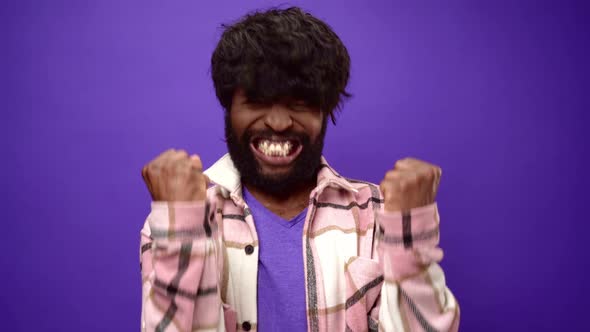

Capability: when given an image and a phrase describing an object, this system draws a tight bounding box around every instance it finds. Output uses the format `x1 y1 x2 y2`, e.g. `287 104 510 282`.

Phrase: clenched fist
380 158 442 212
141 149 209 201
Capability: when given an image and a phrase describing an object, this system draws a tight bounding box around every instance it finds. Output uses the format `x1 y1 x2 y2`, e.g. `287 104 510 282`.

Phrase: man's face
225 89 326 196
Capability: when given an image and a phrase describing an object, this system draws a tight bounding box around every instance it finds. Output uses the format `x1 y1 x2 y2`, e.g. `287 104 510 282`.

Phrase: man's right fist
141 149 208 201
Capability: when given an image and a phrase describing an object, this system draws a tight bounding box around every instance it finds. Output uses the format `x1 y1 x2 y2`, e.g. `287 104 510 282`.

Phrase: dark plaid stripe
312 196 384 210
150 222 218 239
306 237 319 332
367 183 382 210
377 227 439 245
155 242 192 331
367 183 382 258
306 202 320 332
348 178 383 212
346 178 371 184
155 301 177 332
345 275 384 309
402 211 412 249
141 242 152 254
154 279 218 300
196 286 217 297
222 214 245 221
368 317 379 332
151 228 202 239
401 288 439 332
203 202 212 237
319 163 340 177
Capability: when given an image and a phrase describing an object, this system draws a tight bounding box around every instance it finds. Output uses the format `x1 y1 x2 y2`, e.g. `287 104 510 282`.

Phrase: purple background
3 1 588 331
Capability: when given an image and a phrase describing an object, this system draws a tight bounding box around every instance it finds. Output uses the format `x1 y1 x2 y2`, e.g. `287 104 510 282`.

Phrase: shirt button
244 244 254 255
242 321 251 331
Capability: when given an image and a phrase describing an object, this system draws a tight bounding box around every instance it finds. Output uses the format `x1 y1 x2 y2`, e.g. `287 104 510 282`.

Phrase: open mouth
250 137 303 166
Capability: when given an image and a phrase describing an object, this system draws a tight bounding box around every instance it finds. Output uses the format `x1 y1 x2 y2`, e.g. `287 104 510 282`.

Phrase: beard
224 114 327 197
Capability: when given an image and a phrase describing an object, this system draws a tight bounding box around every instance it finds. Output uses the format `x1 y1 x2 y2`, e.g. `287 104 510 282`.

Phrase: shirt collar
203 153 357 201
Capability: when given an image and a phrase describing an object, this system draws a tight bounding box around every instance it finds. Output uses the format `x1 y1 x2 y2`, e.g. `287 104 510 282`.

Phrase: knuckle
423 169 435 181
173 160 188 171
395 157 414 169
164 160 178 171
385 170 398 178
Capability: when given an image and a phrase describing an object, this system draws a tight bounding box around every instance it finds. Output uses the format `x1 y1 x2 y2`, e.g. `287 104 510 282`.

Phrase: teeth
257 140 293 157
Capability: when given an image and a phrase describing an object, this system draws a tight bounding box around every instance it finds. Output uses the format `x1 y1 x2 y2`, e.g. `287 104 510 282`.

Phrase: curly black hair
211 7 351 123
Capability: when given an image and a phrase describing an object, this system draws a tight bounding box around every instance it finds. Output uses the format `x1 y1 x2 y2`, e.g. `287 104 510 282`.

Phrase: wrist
149 200 212 240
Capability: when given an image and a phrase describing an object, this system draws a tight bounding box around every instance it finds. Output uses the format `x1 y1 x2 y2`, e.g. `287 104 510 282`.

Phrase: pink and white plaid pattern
140 154 460 331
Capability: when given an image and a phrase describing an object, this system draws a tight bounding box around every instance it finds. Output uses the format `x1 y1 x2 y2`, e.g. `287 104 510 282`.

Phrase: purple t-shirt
243 188 308 331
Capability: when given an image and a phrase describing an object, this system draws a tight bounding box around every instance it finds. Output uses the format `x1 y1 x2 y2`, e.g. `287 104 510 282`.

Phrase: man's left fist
379 158 442 212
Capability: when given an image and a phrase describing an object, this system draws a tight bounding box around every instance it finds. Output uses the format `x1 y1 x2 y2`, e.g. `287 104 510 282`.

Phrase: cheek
231 110 266 134
297 112 324 135
230 112 249 138
309 116 325 140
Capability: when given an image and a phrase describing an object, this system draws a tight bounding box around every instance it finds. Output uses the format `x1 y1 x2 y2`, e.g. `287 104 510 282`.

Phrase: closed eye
244 99 271 109
288 102 312 112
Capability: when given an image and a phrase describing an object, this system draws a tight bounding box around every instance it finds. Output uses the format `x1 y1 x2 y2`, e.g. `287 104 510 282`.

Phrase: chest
215 193 379 327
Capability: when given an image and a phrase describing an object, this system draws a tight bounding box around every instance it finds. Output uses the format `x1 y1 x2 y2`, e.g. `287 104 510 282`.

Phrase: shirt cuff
376 203 443 281
148 201 212 240
376 203 439 249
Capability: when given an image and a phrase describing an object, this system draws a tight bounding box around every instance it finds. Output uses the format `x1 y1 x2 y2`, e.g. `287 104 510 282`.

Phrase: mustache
241 129 310 143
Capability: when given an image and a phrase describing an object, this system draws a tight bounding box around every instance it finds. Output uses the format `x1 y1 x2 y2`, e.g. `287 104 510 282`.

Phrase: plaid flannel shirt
140 154 460 332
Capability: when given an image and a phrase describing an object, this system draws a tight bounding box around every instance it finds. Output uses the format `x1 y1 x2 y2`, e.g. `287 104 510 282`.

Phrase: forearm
376 203 460 331
140 201 224 332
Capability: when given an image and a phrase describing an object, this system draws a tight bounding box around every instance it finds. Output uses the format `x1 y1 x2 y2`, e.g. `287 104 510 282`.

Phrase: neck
244 179 315 220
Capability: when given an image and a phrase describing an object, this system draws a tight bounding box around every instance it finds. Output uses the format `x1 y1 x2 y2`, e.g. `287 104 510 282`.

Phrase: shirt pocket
344 256 384 331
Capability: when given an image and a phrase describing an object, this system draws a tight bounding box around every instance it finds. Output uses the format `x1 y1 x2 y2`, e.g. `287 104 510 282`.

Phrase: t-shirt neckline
242 187 308 229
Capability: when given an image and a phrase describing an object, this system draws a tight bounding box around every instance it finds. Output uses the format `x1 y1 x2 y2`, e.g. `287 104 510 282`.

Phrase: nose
264 104 293 132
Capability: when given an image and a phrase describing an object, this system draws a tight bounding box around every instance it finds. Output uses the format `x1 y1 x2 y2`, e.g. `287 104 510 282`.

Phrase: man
140 7 459 332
